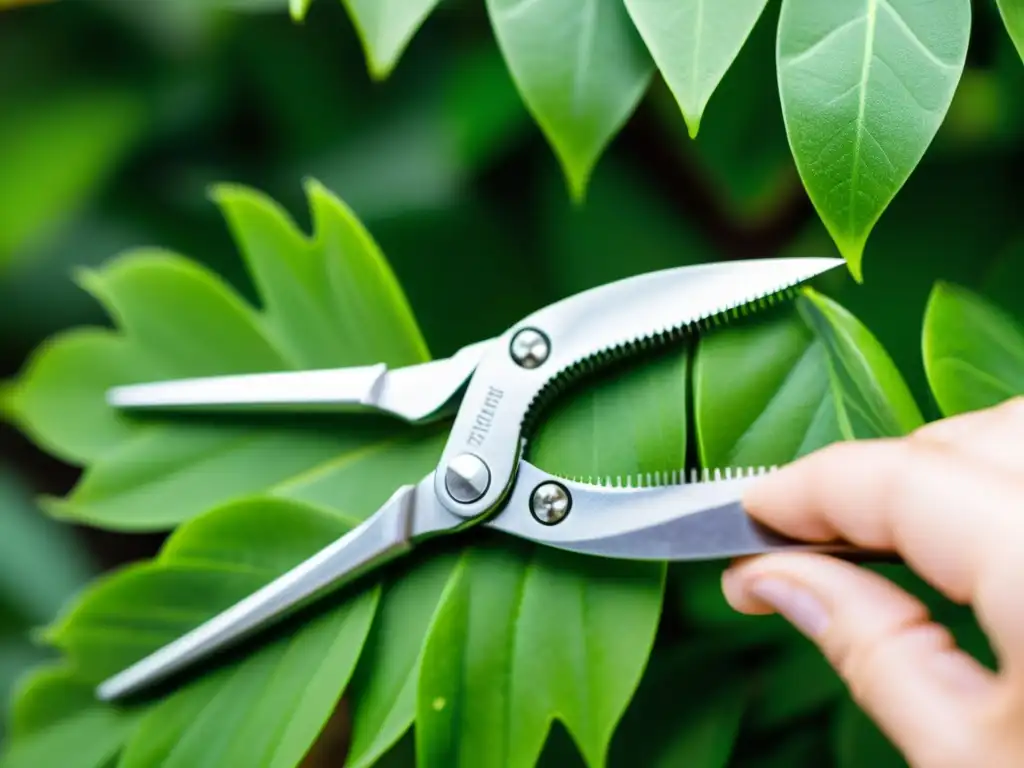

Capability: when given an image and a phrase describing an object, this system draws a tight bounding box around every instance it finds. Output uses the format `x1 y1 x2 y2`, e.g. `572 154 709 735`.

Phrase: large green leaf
695 291 921 470
776 0 971 280
2 181 435 530
623 0 769 137
485 0 654 199
923 282 1024 417
416 537 664 768
0 666 138 768
998 0 1024 64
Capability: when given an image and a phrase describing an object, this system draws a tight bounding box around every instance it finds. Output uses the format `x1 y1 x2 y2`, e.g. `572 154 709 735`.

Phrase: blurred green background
0 0 1022 748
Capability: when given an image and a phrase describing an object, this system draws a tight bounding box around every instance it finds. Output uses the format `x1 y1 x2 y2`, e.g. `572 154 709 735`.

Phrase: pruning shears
95 256 862 702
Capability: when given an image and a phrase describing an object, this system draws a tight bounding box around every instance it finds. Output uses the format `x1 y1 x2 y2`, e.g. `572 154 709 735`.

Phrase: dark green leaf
623 0 769 137
834 696 906 767
416 537 664 768
777 0 971 279
923 281 1024 416
485 0 654 199
747 642 843 732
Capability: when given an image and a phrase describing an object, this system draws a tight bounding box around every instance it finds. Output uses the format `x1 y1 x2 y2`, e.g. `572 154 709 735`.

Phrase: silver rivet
444 453 491 504
530 482 571 525
510 328 550 368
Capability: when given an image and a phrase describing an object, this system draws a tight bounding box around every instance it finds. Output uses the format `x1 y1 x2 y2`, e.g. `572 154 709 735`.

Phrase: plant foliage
0 1 1021 767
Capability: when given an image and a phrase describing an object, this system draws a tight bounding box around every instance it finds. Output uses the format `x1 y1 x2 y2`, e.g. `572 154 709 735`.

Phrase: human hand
723 397 1024 768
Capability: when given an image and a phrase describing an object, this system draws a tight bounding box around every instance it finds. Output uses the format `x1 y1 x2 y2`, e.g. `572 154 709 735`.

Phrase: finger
743 437 1019 603
912 396 1024 475
722 552 998 767
742 437 1024 673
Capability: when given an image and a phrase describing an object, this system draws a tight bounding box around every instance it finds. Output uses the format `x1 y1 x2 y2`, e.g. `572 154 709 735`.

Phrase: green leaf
998 0 1024 64
623 0 769 137
776 0 971 280
345 552 459 768
608 644 747 767
3 181 438 530
696 292 921 468
0 89 146 268
46 497 378 768
747 643 843 732
341 0 444 79
290 0 313 20
923 282 1024 417
416 537 664 768
834 696 906 767
0 667 137 768
485 0 654 199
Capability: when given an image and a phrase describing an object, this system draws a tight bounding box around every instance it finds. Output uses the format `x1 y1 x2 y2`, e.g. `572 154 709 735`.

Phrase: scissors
95 256 861 702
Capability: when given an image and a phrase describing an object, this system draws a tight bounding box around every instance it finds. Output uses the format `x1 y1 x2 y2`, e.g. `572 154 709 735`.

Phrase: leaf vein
877 0 957 69
781 14 864 69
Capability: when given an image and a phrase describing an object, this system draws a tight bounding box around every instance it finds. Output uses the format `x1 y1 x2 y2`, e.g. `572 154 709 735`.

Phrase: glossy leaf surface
777 0 971 279
923 282 1024 416
485 0 654 198
623 0 769 137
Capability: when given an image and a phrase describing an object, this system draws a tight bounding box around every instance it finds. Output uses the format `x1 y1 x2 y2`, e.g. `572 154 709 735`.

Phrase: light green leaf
623 0 769 137
341 0 444 79
416 537 664 768
3 181 437 530
0 89 146 267
923 282 1024 417
290 0 313 20
696 292 921 469
485 0 654 199
45 497 378 768
998 0 1024 64
0 667 137 768
777 0 971 280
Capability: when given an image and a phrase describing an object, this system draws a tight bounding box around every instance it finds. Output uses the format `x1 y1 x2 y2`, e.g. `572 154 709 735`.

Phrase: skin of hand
723 396 1024 768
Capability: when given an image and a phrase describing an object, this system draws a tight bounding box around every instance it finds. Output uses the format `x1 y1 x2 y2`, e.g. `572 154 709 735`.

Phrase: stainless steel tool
96 256 858 702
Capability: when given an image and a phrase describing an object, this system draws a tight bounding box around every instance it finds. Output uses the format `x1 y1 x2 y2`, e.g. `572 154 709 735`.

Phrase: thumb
722 553 997 766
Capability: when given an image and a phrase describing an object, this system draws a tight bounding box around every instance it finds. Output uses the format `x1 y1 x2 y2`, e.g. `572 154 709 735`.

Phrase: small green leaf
485 0 654 199
4 182 438 530
998 0 1024 64
341 0 444 78
290 0 312 21
416 537 664 768
45 497 378 768
0 89 146 267
623 0 769 137
923 282 1024 417
777 0 971 279
0 667 137 768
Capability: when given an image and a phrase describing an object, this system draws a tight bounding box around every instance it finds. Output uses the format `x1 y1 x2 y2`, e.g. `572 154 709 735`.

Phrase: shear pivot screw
530 482 571 525
510 328 550 369
445 453 491 504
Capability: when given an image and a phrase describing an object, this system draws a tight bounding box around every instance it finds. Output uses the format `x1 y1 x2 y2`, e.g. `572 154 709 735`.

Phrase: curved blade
106 339 493 423
432 257 846 521
96 473 460 702
485 461 865 561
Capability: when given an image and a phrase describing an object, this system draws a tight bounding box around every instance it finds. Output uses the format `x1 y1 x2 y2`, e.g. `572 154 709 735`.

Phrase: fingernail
749 577 830 638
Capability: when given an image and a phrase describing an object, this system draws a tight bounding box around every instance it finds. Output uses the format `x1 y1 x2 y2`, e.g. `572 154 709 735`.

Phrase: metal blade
485 461 864 561
106 339 493 423
95 473 460 701
431 257 846 522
